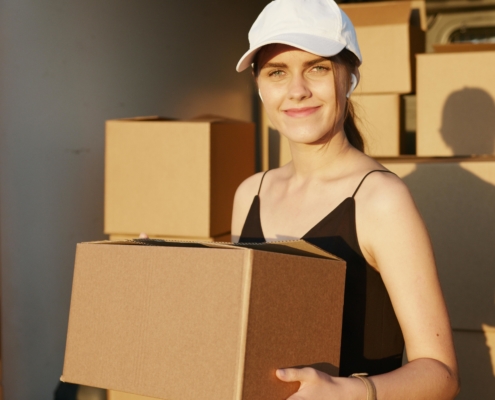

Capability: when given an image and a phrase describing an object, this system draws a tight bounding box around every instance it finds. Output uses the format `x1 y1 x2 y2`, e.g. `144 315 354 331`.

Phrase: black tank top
239 170 405 377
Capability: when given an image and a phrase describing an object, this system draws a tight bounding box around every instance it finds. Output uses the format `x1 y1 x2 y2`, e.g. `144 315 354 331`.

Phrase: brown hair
253 48 365 152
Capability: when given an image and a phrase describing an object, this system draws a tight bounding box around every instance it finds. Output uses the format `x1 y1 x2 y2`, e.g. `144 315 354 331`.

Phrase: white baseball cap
236 0 362 72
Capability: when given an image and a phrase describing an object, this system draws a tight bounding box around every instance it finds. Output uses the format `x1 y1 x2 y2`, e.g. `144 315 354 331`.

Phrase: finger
139 232 148 239
276 367 317 383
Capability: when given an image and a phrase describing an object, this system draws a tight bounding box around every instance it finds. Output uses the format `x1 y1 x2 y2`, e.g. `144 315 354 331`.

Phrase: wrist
349 373 377 400
344 375 368 400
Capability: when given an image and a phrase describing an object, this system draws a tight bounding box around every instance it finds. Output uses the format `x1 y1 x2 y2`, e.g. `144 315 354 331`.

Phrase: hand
276 367 366 400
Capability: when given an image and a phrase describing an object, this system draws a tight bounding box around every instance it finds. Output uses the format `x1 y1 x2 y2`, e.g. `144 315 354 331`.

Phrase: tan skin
231 44 460 399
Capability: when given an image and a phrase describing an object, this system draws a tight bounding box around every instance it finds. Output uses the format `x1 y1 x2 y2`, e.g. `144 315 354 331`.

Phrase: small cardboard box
352 94 401 156
104 116 255 238
378 156 495 331
62 240 346 400
340 1 425 94
416 49 495 156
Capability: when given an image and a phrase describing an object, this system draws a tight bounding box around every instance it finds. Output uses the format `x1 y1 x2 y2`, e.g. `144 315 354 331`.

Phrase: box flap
87 239 341 260
234 240 342 261
433 43 495 54
109 116 177 122
341 2 412 27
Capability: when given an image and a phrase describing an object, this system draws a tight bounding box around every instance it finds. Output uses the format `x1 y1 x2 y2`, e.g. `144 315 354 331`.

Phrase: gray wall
0 1 267 398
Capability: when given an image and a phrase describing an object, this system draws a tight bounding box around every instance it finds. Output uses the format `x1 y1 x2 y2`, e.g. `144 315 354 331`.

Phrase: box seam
234 250 253 400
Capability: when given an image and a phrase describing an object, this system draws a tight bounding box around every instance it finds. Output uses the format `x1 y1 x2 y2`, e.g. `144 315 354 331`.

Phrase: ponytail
344 98 364 152
330 49 365 153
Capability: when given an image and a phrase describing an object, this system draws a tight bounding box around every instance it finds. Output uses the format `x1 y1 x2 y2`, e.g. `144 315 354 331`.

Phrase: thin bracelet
350 373 377 400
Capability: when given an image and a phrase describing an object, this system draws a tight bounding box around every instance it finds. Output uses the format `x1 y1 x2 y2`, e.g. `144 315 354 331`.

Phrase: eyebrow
261 56 330 70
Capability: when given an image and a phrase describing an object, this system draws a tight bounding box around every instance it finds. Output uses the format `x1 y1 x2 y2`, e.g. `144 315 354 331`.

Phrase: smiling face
256 44 347 146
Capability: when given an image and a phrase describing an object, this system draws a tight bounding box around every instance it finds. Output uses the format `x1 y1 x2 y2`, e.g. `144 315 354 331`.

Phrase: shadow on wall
401 88 495 398
439 88 495 155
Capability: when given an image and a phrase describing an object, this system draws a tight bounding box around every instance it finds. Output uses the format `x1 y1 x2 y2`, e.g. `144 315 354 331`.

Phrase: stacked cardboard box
104 116 255 399
404 43 495 398
261 1 426 168
104 116 255 242
378 156 495 399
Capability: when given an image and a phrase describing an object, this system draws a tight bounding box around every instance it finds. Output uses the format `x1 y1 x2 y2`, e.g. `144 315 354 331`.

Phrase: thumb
276 367 316 383
139 232 149 239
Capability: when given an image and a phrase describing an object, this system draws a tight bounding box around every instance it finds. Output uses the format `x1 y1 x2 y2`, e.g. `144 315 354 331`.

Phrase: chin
279 124 333 145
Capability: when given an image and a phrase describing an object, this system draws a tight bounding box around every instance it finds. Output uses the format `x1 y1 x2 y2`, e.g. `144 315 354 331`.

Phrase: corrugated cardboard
352 94 401 156
416 51 495 156
379 157 495 331
108 391 159 400
341 1 425 94
452 329 495 399
104 116 255 237
108 233 231 243
62 240 346 400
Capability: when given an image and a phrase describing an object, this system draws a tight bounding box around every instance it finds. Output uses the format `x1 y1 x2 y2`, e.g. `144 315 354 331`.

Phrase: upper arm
357 174 458 374
231 172 265 242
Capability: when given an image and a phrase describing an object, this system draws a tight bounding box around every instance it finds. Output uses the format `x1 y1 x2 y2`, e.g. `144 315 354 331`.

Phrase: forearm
369 358 459 400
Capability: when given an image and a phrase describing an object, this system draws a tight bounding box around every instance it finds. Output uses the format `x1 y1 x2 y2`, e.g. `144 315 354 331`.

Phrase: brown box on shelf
352 94 401 156
340 1 425 94
377 156 495 331
416 49 495 156
104 116 255 238
61 240 346 400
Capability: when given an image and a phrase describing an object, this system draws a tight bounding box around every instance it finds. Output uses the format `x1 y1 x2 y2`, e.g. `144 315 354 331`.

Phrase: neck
287 129 354 180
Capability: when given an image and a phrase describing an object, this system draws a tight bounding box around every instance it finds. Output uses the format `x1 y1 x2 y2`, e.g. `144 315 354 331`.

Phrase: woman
231 0 460 399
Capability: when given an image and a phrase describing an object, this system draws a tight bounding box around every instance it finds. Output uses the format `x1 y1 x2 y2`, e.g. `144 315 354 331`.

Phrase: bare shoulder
234 171 266 202
354 168 414 214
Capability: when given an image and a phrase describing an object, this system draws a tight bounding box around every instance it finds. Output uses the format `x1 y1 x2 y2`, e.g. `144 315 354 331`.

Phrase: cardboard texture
452 329 495 399
416 51 495 156
379 157 495 331
340 1 425 94
62 240 346 400
108 391 159 400
108 233 231 243
352 94 401 156
104 117 255 237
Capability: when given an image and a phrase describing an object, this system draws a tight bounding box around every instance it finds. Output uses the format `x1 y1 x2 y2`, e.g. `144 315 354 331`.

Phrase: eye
268 69 285 77
311 65 330 73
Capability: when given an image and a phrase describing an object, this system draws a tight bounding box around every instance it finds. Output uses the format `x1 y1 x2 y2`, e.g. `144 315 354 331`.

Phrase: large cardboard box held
379 156 495 332
62 240 346 400
416 49 495 156
105 116 255 238
340 1 425 94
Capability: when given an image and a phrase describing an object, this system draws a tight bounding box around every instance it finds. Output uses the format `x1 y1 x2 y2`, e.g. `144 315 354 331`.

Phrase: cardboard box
452 328 495 399
340 1 425 94
108 232 231 243
108 391 158 400
105 116 255 238
416 50 495 156
62 240 346 400
352 94 401 156
378 157 495 331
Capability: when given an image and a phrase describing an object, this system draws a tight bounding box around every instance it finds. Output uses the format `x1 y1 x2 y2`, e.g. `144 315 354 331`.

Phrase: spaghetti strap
352 170 395 198
258 170 269 195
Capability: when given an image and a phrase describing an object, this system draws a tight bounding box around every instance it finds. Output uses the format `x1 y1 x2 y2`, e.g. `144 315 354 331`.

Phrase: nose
287 73 311 101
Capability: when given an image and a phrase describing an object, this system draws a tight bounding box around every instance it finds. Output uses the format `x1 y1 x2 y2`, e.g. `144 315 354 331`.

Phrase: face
256 44 343 145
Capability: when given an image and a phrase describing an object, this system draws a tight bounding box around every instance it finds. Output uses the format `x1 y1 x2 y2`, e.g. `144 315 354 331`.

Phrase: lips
283 106 321 118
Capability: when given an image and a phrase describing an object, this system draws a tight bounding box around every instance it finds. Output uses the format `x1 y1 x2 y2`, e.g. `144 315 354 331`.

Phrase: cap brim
236 32 346 72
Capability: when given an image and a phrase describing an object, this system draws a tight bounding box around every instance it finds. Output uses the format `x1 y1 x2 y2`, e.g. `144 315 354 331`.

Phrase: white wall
0 1 267 398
